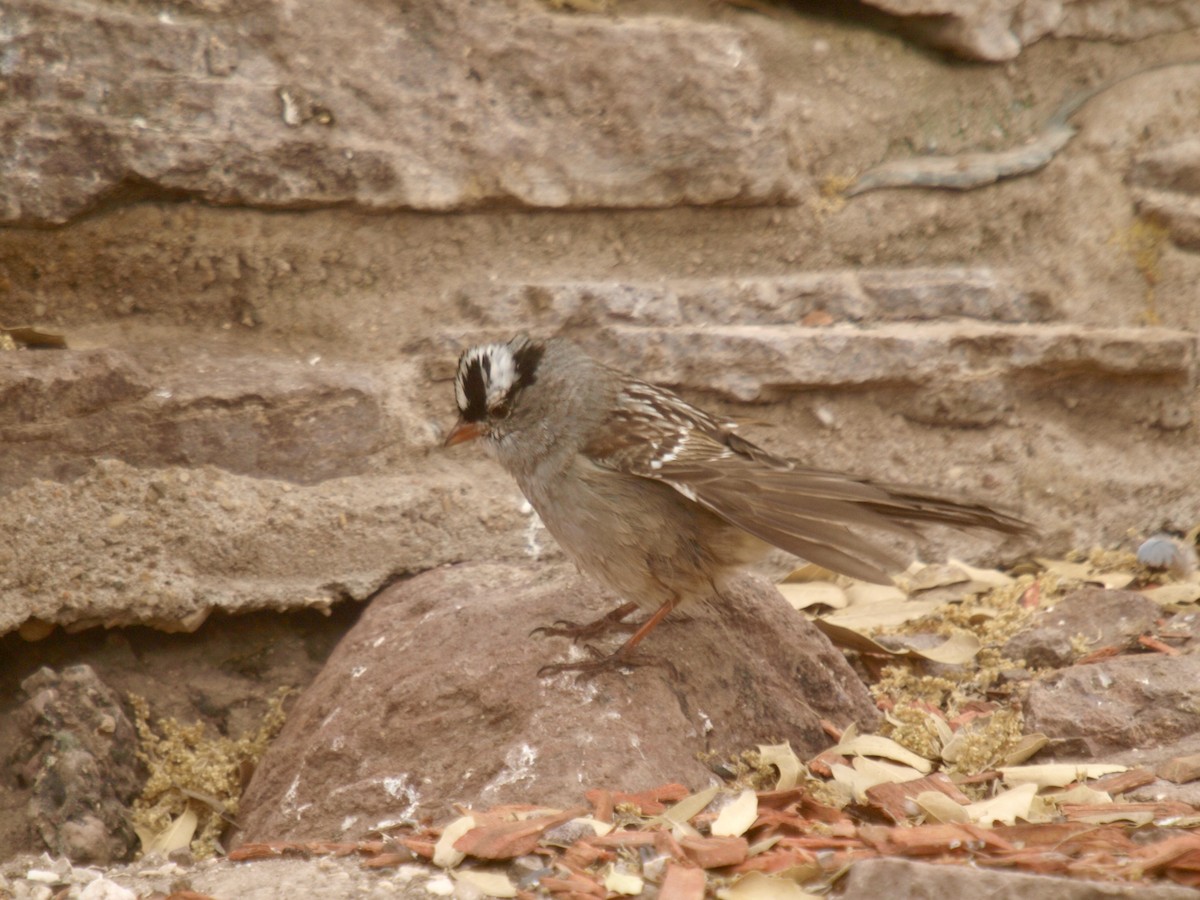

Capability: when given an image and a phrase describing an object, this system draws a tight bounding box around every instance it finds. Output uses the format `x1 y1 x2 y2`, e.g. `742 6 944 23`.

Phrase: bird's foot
536 644 675 681
529 601 640 643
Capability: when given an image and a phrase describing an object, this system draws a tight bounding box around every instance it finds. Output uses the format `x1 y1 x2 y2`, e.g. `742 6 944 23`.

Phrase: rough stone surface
1024 653 1200 758
1 0 1199 888
8 665 142 864
0 0 794 225
452 268 1057 328
857 0 1200 60
0 458 533 635
0 346 387 492
0 607 355 868
838 857 1199 899
1003 588 1164 668
234 561 879 842
1131 140 1200 251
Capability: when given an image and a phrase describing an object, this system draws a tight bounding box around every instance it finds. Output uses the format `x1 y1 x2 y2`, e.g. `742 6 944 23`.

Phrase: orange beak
443 418 484 447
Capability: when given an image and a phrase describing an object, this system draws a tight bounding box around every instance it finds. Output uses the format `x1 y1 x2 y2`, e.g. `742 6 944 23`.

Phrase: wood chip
679 835 749 868
660 863 707 900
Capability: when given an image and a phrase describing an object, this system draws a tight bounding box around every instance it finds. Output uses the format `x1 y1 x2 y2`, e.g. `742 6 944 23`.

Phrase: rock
9 665 142 864
855 0 1200 61
1003 588 1163 668
1131 140 1200 252
234 561 878 842
0 458 535 636
0 0 794 225
452 268 1055 329
1023 653 1200 757
0 347 387 493
838 856 1198 899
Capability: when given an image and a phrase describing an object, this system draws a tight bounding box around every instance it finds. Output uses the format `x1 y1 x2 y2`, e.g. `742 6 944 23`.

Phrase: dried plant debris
228 545 1200 892
233 774 1200 893
130 688 291 858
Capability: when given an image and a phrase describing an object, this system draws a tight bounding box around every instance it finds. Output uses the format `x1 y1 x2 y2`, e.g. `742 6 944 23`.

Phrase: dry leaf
914 791 969 824
1036 558 1133 590
815 619 978 664
712 790 759 837
964 783 1039 826
777 581 848 611
453 870 517 898
757 743 803 791
717 871 821 900
841 583 910 606
832 758 925 803
570 816 614 837
830 734 933 774
1143 583 1200 606
904 563 970 591
604 867 644 895
820 597 944 632
433 815 475 868
138 807 198 855
780 563 843 583
946 559 1015 587
999 733 1048 766
657 785 720 829
1 326 68 348
1048 785 1112 806
999 763 1127 788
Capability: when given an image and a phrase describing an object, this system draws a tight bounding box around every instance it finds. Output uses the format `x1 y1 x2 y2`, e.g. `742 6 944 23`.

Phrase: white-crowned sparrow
445 334 1030 674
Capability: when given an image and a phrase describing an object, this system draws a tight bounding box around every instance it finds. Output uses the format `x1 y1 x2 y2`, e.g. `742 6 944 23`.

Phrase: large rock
0 347 387 492
1131 139 1200 252
1003 588 1163 669
1024 653 1200 758
9 665 143 864
0 0 795 225
0 458 535 636
839 857 1199 899
235 561 879 842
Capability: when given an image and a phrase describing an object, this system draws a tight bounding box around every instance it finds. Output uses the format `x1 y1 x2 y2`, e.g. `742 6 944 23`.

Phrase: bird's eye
490 399 511 419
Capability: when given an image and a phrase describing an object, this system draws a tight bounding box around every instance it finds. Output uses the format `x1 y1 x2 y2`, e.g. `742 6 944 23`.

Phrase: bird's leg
530 600 641 642
537 595 680 679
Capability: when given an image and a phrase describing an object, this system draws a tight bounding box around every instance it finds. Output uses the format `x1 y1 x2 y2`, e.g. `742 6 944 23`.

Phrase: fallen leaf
999 733 1048 767
657 785 720 830
843 582 908 605
779 563 843 583
964 783 1040 826
453 870 517 898
1 325 67 348
1036 558 1133 590
831 758 925 803
914 791 969 824
433 815 475 868
1047 785 1112 806
903 563 970 591
999 764 1127 789
776 582 848 611
717 870 821 900
712 790 759 837
758 744 802 791
1143 583 1200 606
946 559 1015 587
830 734 933 773
824 598 942 632
603 867 644 895
138 807 198 855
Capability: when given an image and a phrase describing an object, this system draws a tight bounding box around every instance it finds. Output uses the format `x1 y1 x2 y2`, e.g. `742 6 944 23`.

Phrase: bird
444 334 1031 675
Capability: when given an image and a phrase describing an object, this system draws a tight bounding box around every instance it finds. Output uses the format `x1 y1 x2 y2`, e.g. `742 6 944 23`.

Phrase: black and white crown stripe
454 336 544 423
